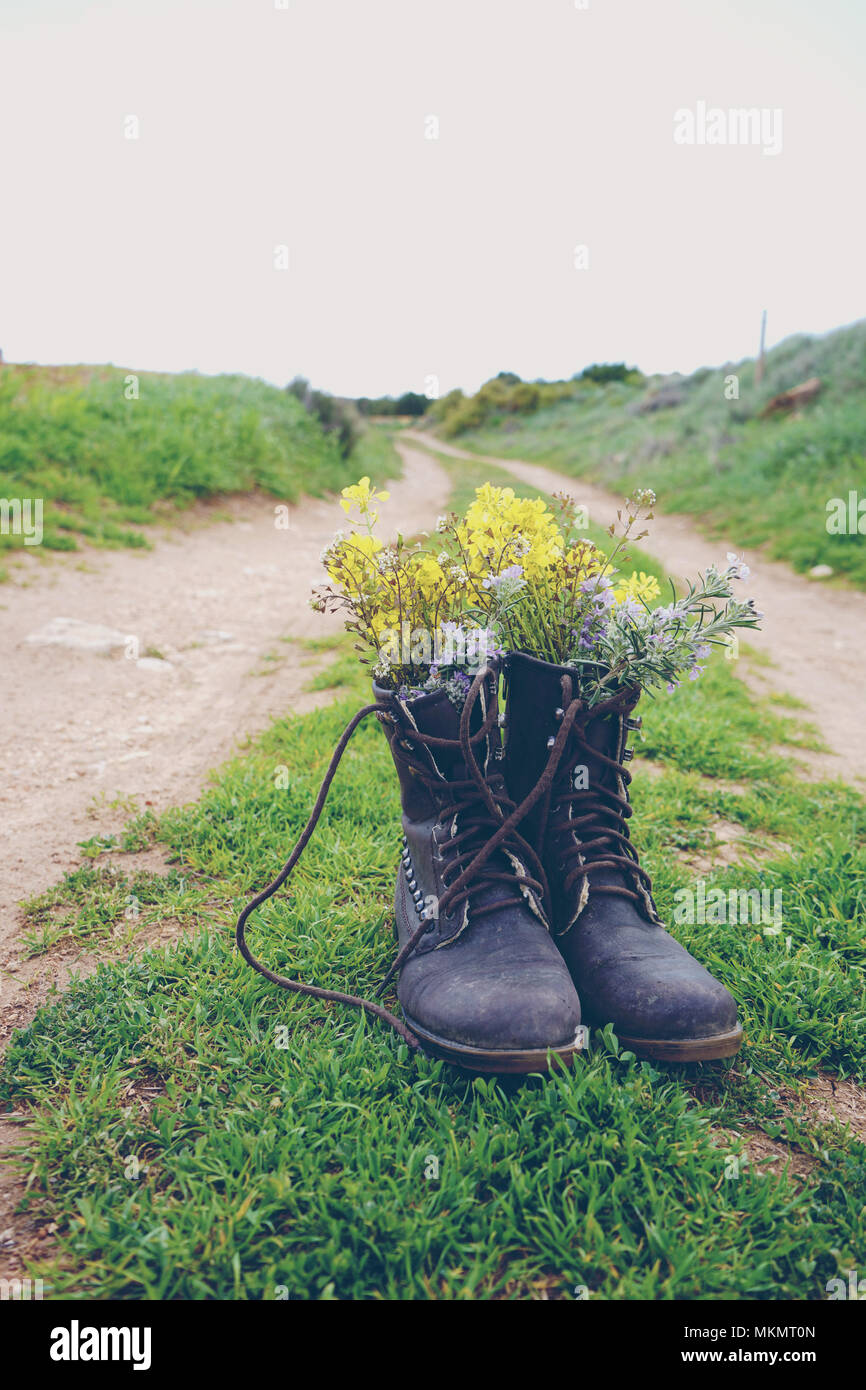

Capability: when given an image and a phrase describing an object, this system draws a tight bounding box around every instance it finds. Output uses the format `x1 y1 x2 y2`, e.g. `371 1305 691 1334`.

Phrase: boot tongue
576 707 624 794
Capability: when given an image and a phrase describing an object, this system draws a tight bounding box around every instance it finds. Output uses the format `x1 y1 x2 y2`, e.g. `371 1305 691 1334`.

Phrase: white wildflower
726 552 751 581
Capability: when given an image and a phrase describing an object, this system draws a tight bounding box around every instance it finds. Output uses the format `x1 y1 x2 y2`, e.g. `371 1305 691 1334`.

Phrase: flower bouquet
312 474 762 706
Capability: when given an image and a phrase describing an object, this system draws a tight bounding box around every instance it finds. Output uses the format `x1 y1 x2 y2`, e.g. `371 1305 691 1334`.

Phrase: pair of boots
237 654 742 1074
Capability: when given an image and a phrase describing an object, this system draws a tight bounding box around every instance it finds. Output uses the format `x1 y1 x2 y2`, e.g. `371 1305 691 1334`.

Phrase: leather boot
236 666 584 1074
502 652 742 1062
374 671 584 1072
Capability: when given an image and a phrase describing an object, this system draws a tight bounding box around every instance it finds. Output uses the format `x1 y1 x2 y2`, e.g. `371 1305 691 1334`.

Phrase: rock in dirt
24 617 132 655
135 657 174 673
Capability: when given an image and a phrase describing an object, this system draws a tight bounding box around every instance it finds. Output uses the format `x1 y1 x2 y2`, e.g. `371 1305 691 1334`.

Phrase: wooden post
755 310 767 385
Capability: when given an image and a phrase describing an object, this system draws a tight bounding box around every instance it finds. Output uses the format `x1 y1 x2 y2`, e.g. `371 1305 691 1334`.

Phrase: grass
0 366 398 560
348 419 402 486
2 653 864 1300
436 320 866 587
18 864 206 959
1 465 864 1300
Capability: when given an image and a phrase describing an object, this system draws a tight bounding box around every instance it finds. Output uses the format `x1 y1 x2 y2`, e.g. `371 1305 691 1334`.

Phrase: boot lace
235 665 577 1051
538 672 653 907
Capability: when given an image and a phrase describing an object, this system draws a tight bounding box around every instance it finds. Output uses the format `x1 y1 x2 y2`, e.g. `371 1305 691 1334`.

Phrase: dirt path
403 431 866 786
0 443 450 1028
0 440 450 1279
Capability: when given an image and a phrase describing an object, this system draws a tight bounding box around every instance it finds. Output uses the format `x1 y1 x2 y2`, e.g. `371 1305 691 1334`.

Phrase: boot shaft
374 671 501 822
502 652 636 843
374 670 549 952
502 651 655 928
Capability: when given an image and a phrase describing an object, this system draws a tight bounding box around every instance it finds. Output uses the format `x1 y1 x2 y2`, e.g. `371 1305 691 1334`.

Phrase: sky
1 0 864 397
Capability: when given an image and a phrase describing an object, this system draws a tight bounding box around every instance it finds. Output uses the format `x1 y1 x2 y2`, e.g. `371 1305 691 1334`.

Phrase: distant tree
579 363 640 384
394 391 429 417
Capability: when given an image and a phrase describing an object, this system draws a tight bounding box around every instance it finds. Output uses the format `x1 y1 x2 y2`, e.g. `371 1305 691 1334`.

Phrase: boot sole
404 1015 586 1075
616 1023 743 1062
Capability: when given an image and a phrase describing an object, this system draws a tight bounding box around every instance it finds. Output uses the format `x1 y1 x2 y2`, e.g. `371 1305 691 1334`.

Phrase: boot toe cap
399 929 582 1055
575 926 739 1043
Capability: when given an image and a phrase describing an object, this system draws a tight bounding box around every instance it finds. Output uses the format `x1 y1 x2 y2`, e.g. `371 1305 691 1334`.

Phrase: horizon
4 312 863 401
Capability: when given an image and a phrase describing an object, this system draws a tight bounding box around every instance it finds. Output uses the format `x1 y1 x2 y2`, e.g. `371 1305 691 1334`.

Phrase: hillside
428 320 866 586
0 365 372 563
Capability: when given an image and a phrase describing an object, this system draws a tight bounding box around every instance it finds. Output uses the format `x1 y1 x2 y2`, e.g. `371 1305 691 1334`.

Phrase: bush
287 377 360 458
394 392 429 417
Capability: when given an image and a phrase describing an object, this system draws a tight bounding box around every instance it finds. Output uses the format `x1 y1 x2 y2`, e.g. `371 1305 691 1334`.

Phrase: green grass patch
2 639 864 1298
18 864 210 959
0 366 398 558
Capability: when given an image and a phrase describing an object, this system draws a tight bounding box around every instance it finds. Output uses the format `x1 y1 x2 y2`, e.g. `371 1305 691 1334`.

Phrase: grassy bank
0 366 395 560
431 321 866 587
2 468 864 1300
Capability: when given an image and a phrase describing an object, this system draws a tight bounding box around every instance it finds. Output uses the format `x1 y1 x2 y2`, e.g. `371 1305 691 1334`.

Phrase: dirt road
402 431 865 786
0 443 450 1021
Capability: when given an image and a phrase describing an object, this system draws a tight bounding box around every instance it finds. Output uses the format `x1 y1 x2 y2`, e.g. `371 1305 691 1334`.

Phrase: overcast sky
1 0 864 396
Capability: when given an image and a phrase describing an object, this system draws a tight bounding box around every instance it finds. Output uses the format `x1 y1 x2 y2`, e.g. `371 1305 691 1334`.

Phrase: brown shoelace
235 664 585 1050
537 673 653 907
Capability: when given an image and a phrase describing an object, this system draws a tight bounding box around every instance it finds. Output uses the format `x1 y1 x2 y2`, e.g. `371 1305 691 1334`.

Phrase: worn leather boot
373 672 584 1073
236 665 584 1074
503 652 742 1062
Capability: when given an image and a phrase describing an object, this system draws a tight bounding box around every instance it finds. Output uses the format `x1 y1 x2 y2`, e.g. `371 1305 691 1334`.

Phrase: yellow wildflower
459 484 565 582
413 552 448 600
614 571 661 605
339 476 390 519
565 540 607 580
